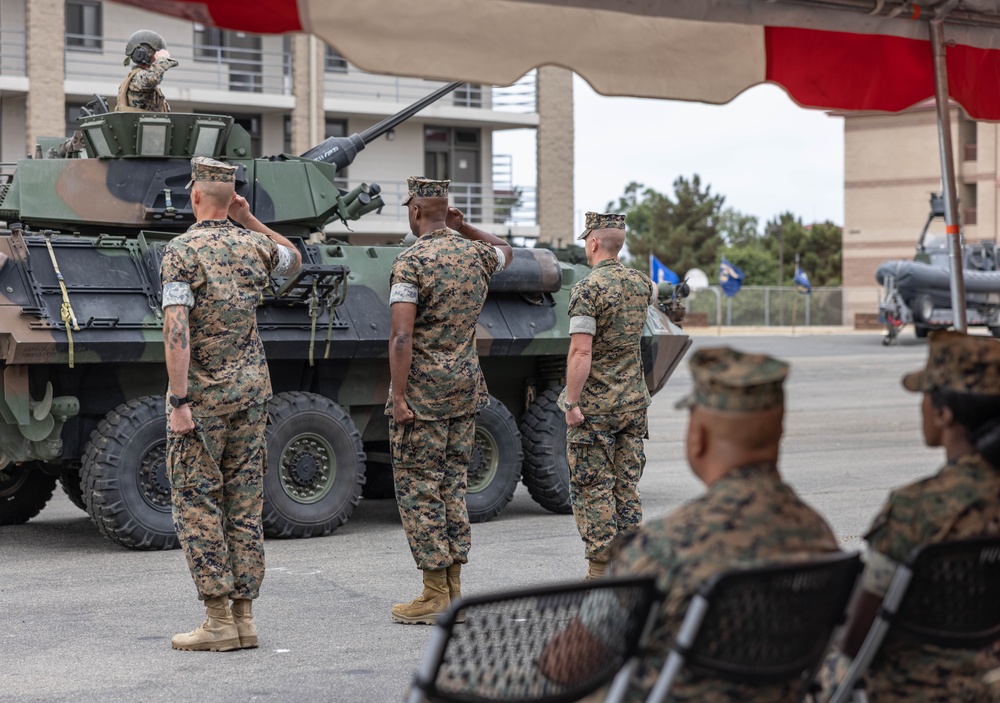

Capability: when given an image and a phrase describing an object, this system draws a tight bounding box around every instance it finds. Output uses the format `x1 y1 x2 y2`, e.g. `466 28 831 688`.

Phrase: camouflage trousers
390 414 474 571
567 409 647 562
167 403 267 601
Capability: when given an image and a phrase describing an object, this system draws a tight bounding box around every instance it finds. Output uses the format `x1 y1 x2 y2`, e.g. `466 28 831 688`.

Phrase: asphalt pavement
1 332 938 703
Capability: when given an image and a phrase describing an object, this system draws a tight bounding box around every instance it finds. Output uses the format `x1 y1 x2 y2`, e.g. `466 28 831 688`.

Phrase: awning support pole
930 17 967 333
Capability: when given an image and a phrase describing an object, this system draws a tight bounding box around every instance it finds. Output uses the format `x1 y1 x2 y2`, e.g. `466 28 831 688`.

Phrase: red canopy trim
765 26 1000 120
112 0 303 33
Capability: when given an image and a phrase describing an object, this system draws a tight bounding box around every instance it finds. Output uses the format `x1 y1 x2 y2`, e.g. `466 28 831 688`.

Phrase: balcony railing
344 179 536 227
0 29 26 77
64 33 292 96
324 70 537 113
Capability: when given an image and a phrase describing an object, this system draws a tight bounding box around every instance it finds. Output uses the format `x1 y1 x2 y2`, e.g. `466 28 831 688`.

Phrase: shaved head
193 180 236 208
592 228 625 255
412 196 448 221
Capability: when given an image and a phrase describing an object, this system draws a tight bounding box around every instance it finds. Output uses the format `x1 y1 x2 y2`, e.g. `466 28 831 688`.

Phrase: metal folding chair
405 576 660 703
829 537 1000 703
646 551 862 703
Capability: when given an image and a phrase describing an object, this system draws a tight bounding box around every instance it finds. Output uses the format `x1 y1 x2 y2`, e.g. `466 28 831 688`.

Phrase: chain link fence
686 286 843 326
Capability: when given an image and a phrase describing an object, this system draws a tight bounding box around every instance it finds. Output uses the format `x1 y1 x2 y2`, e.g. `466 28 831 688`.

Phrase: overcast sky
493 75 845 240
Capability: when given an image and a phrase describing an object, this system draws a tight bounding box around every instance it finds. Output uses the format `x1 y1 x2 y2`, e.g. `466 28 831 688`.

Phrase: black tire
59 463 87 512
263 392 366 538
990 326 1000 339
0 464 57 525
81 396 178 550
520 387 573 514
361 441 395 499
914 325 930 339
467 396 523 523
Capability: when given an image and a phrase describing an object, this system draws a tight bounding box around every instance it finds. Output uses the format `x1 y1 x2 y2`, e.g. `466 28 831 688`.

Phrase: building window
453 84 482 108
425 126 482 218
66 0 102 51
193 26 263 92
325 47 348 73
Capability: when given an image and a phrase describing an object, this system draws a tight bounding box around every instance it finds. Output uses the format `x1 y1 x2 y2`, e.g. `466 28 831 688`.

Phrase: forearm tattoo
165 306 189 350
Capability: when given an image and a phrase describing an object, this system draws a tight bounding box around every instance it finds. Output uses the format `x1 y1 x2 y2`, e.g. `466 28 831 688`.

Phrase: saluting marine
116 30 178 112
387 177 513 625
560 211 657 580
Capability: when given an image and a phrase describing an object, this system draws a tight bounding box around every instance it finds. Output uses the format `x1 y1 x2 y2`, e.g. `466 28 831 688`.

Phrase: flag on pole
650 254 680 285
794 265 812 294
719 258 744 298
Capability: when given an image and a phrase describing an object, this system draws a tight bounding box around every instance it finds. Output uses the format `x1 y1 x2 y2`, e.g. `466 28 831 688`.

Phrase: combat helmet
124 30 167 66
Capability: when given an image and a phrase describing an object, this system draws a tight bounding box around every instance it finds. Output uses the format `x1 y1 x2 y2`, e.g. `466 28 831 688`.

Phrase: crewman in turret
116 30 178 112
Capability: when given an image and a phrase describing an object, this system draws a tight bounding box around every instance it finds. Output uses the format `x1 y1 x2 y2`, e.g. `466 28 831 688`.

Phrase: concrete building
842 102 999 324
0 0 576 244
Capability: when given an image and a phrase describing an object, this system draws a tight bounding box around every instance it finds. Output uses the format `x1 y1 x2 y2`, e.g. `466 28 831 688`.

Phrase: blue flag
719 258 744 298
794 265 812 294
649 254 679 285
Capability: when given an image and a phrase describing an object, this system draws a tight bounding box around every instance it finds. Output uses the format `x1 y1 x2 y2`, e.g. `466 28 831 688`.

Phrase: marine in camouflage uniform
823 331 1000 702
161 156 300 651
608 347 839 702
116 30 178 112
387 176 512 625
560 211 657 579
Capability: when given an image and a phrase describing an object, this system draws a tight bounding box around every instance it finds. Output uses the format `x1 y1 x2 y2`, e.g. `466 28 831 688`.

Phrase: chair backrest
892 537 1000 648
681 551 862 683
406 576 660 703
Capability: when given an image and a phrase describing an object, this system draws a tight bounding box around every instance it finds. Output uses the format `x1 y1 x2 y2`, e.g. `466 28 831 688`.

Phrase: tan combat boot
171 596 241 652
391 569 450 625
446 563 466 624
585 559 608 582
230 598 258 649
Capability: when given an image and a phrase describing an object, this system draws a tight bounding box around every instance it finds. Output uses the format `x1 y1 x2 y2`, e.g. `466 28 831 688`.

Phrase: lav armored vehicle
0 88 690 549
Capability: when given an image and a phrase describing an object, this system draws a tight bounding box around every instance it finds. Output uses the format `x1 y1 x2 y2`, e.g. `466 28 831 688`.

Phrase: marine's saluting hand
446 207 465 232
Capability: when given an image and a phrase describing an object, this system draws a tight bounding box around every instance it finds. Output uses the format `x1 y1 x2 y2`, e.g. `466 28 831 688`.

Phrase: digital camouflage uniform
610 347 839 702
116 57 178 112
387 178 505 571
562 212 657 563
825 331 1000 702
160 156 297 601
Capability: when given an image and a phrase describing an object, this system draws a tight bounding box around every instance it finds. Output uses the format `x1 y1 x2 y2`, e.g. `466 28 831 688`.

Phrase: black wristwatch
169 394 189 408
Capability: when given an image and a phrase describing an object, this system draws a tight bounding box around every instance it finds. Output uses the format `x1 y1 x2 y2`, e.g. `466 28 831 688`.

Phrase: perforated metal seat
829 537 1000 703
405 576 660 703
646 552 862 703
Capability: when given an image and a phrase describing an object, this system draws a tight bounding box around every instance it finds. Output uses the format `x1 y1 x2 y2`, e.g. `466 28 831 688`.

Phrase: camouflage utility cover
401 177 450 205
160 219 286 416
676 346 789 412
187 156 237 188
902 330 1000 395
612 463 839 702
578 211 626 240
564 259 655 415
386 228 503 419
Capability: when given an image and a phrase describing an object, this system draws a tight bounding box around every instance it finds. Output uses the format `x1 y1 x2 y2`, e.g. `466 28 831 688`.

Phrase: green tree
607 175 725 277
718 208 760 248
762 213 842 286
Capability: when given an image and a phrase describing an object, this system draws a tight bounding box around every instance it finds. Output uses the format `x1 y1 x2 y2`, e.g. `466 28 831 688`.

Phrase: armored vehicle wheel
59 464 87 512
81 396 178 550
0 464 57 525
520 388 573 515
467 396 523 523
263 392 366 538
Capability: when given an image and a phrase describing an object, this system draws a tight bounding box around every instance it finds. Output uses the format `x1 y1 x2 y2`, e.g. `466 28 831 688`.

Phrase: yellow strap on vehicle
44 236 81 368
308 280 319 367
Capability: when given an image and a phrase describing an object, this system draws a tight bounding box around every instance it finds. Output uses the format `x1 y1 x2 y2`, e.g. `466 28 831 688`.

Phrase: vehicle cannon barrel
299 82 462 169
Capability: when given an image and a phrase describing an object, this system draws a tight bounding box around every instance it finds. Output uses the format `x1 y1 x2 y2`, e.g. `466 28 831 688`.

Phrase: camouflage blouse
118 57 179 112
612 463 839 702
160 219 287 416
386 229 503 420
859 454 1000 703
568 259 655 415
